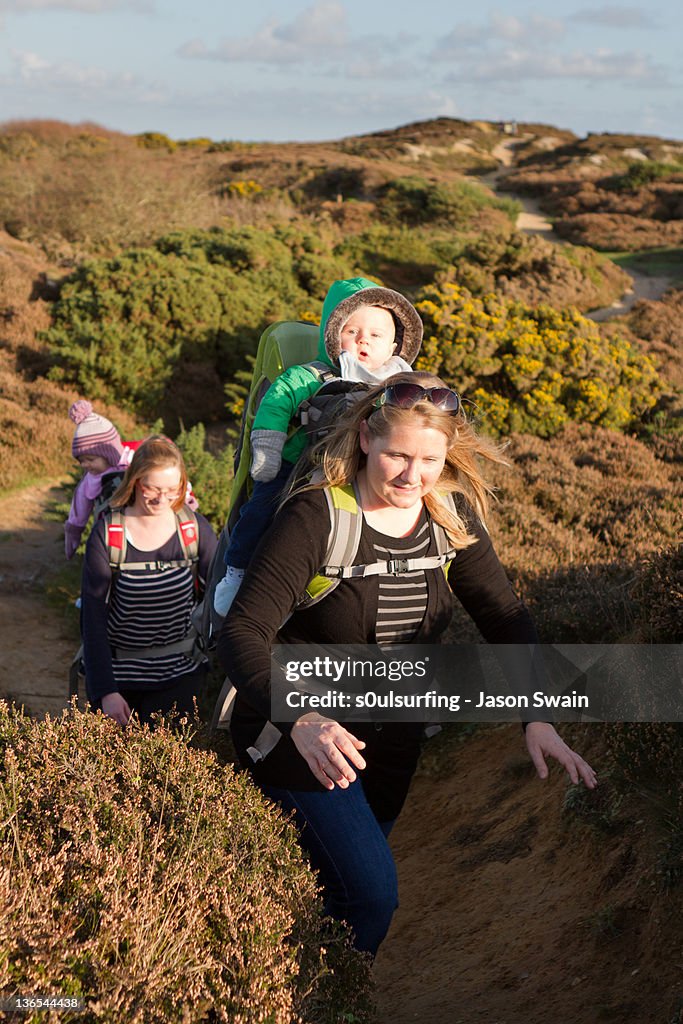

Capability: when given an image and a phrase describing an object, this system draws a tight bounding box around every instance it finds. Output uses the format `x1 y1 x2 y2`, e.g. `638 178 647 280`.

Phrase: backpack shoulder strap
322 482 364 574
105 506 200 575
432 491 457 556
176 506 199 562
105 508 127 569
299 482 363 608
301 360 337 385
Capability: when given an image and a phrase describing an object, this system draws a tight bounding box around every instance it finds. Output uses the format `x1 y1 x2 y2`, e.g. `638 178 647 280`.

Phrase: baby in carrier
64 401 136 560
213 276 424 616
64 400 197 559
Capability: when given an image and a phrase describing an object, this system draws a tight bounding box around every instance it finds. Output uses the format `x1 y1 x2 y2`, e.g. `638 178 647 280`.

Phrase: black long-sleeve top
218 487 537 821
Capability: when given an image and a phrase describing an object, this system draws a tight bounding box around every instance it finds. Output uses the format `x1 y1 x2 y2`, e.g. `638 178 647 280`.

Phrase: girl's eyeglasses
139 482 181 501
373 382 461 415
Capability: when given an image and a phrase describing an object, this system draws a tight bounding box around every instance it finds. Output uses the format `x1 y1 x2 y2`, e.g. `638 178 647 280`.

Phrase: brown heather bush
0 704 372 1023
553 212 683 252
474 426 681 644
627 288 683 392
0 237 137 490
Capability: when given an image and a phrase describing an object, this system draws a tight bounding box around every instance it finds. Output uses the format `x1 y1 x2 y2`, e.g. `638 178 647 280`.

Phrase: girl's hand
525 722 598 788
291 712 367 790
101 692 132 727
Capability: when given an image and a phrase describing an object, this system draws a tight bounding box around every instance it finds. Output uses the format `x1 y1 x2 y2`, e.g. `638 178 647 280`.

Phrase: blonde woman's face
359 420 447 510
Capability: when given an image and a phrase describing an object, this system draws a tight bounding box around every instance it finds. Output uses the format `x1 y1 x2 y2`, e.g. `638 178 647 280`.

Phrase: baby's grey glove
250 429 288 482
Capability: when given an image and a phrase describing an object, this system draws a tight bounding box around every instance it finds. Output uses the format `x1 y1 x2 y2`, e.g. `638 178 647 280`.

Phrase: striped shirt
365 509 431 647
82 514 217 702
107 554 197 689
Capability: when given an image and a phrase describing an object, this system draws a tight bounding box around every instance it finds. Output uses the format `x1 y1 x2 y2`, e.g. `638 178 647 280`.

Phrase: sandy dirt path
483 139 673 317
0 480 75 718
587 268 673 320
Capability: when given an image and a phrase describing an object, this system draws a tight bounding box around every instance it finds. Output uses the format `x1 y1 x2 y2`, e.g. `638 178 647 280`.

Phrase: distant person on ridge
213 276 424 616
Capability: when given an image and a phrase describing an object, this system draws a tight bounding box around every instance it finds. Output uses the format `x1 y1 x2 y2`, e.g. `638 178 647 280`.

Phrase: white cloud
433 12 565 58
177 0 414 75
178 1 349 66
490 13 565 42
275 0 347 47
569 6 657 29
445 48 666 84
0 0 151 11
11 48 164 99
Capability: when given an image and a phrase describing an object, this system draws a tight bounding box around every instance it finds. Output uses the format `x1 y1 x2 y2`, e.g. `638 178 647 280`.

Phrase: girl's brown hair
110 435 188 514
297 372 507 550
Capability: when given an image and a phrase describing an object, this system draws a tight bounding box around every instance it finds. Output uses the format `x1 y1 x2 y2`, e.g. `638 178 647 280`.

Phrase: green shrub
0 703 372 1023
335 224 465 289
174 422 234 532
606 160 683 192
44 227 322 419
415 280 661 436
377 175 519 228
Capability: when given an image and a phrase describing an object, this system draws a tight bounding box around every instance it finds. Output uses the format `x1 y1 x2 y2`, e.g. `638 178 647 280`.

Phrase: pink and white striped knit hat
69 400 124 467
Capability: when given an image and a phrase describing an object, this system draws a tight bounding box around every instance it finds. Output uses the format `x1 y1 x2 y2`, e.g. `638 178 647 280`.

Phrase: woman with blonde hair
218 372 596 955
81 435 217 727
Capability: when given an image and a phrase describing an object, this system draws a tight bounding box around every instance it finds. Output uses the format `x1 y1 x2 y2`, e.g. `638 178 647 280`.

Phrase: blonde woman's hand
101 692 132 728
525 721 598 788
291 712 367 790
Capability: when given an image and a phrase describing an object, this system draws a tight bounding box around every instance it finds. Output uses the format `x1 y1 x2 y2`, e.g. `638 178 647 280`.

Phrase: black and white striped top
106 560 197 689
82 514 217 703
365 509 431 647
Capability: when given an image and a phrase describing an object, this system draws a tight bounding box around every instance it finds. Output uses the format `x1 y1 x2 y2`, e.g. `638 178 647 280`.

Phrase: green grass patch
603 247 683 281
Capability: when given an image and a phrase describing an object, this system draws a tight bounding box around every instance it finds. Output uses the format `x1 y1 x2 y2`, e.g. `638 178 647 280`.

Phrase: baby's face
340 305 396 371
77 454 111 475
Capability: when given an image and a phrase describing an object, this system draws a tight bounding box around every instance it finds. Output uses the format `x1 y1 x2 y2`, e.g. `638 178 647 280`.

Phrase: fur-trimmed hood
319 277 423 366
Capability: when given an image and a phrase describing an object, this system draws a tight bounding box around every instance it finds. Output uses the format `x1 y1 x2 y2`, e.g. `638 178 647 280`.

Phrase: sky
0 0 681 143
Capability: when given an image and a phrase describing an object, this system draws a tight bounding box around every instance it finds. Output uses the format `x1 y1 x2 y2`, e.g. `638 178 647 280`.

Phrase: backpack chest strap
321 550 456 579
113 558 196 573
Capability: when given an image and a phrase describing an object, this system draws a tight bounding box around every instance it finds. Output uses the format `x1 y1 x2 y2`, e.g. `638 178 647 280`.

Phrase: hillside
375 724 683 1023
0 115 681 1023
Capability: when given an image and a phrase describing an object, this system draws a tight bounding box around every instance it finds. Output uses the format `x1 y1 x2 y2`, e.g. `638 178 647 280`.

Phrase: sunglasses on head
373 382 461 415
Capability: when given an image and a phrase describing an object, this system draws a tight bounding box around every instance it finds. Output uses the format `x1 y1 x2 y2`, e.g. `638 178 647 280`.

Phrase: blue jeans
226 462 293 569
260 780 397 956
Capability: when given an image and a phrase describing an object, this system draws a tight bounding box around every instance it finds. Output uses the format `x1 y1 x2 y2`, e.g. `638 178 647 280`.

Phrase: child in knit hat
64 400 134 559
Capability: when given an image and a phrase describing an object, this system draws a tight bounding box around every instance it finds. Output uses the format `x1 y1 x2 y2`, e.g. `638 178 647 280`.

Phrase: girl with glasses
217 371 597 956
81 436 217 727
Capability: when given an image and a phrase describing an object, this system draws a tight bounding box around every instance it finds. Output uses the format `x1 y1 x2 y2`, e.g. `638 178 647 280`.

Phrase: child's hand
250 429 288 482
64 523 83 560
